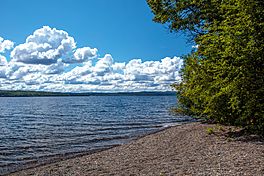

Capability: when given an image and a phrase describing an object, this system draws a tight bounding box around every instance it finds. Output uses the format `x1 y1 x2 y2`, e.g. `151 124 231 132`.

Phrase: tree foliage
147 0 264 134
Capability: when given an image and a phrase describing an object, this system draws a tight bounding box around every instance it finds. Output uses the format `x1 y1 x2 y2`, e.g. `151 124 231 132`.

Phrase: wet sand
9 122 264 176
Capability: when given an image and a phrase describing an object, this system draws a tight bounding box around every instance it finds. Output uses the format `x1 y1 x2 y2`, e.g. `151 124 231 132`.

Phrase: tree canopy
147 0 264 134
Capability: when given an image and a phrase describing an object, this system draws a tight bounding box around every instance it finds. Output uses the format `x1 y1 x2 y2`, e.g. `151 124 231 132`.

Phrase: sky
0 0 192 92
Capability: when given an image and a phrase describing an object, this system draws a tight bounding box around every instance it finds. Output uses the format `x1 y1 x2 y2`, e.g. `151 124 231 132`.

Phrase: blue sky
1 0 190 62
0 0 190 92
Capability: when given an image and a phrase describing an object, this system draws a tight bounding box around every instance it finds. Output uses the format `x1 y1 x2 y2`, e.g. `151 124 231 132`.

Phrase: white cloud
93 54 113 76
71 47 98 63
0 37 14 53
0 26 183 92
60 54 183 91
10 26 76 65
0 55 8 66
10 26 98 65
45 59 67 74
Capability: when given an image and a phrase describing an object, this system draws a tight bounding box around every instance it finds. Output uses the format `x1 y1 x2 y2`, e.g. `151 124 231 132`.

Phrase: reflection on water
0 96 192 174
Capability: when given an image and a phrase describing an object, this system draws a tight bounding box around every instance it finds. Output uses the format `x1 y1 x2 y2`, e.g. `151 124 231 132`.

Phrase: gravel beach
8 122 264 176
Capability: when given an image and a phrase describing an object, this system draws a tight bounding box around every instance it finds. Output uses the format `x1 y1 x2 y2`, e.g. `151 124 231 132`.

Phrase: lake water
0 96 192 175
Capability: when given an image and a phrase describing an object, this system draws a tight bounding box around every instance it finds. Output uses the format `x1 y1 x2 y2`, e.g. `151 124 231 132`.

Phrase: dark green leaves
148 0 264 134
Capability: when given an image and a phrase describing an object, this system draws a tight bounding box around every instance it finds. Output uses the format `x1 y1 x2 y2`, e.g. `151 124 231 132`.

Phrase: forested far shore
0 90 176 97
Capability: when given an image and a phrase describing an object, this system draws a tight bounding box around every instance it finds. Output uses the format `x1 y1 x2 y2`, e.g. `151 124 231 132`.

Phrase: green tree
147 0 264 134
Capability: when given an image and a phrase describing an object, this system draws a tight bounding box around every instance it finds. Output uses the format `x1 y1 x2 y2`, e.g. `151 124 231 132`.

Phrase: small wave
0 95 193 175
162 123 181 128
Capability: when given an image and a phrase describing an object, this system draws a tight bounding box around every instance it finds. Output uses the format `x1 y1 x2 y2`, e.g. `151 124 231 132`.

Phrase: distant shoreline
0 90 176 97
8 122 264 176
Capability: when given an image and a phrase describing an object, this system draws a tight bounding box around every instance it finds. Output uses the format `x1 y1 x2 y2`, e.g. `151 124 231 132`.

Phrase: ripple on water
0 96 193 175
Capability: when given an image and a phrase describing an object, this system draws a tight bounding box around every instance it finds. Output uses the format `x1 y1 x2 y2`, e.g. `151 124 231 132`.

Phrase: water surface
0 96 192 174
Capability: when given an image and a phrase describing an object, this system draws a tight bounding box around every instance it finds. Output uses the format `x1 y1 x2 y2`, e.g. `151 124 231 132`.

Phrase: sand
8 122 264 176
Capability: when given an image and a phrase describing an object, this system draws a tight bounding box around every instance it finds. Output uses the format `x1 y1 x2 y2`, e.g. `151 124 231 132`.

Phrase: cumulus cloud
60 54 182 91
0 26 183 92
0 37 14 53
10 26 77 65
45 59 67 74
93 54 114 76
10 26 98 65
71 47 98 63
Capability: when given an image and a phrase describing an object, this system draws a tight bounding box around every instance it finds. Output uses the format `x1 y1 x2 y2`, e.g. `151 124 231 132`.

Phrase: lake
0 95 192 174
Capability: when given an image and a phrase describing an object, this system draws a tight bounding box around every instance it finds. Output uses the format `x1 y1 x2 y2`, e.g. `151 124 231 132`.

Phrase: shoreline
8 122 264 175
2 122 185 175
